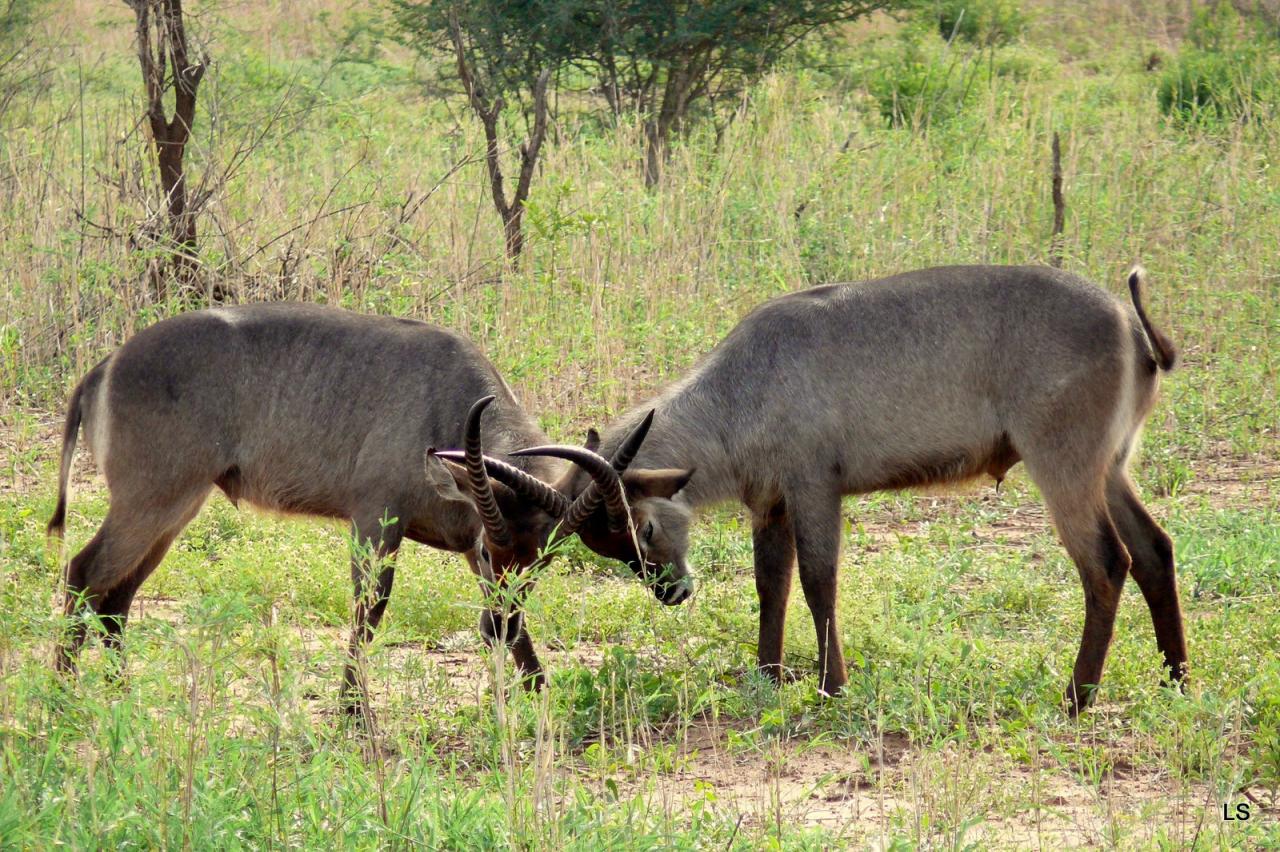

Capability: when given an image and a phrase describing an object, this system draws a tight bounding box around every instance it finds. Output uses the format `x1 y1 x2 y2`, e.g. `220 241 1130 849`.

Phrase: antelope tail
1127 266 1178 372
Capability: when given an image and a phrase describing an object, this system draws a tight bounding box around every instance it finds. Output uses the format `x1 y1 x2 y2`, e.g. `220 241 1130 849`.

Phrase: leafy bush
1158 1 1280 125
859 37 993 128
929 0 1027 46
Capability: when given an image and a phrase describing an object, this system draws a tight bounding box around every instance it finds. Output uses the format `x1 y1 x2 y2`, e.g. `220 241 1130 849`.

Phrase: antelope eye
480 545 491 562
642 521 654 542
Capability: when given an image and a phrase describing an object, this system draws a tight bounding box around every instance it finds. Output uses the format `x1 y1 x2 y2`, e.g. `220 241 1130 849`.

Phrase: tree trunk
643 121 664 188
127 0 206 299
448 14 548 267
642 60 700 188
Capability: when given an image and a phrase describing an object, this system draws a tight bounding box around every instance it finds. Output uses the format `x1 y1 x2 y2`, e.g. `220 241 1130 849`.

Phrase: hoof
1065 681 1097 717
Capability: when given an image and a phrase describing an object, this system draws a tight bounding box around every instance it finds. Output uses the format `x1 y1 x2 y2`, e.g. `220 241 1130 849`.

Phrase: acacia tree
395 1 559 265
396 0 903 225
448 16 550 263
124 0 207 296
582 0 901 184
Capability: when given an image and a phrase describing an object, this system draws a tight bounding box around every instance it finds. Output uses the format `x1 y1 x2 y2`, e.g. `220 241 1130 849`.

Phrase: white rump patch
206 307 242 325
86 363 113 472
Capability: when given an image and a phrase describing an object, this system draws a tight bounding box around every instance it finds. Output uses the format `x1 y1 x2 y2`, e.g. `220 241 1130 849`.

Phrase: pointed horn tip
624 409 656 442
432 449 467 468
465 395 498 429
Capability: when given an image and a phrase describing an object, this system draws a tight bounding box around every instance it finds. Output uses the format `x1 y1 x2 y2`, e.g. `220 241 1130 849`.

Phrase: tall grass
2 1 1276 450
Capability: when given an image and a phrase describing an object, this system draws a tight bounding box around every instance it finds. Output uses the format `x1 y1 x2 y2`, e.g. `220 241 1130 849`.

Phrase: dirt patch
2 411 104 510
571 716 1240 849
1181 449 1280 510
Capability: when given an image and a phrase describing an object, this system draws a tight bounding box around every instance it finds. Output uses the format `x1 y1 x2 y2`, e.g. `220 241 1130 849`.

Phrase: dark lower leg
792 495 848 695
342 564 396 707
753 501 795 682
508 624 545 690
55 534 103 673
1108 476 1188 685
1065 516 1131 716
97 534 176 660
342 517 402 713
480 608 544 689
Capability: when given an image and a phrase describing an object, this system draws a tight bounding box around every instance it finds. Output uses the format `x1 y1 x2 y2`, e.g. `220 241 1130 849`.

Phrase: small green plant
558 647 679 746
1247 664 1280 795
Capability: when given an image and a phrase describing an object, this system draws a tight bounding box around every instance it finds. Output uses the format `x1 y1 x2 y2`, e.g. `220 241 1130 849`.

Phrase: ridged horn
432 450 569 517
510 444 629 532
537 409 655 534
461 396 511 548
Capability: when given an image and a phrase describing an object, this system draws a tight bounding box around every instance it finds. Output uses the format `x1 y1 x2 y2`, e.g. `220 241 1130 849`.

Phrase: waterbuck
46 303 692 706
518 265 1185 714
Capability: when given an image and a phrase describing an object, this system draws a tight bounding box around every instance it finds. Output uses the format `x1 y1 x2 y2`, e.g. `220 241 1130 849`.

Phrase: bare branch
1050 131 1065 268
123 0 208 297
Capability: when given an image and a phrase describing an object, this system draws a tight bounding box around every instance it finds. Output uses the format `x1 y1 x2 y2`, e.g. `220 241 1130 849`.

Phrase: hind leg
1021 449 1132 715
56 492 206 673
97 530 182 658
1106 469 1187 686
57 531 108 673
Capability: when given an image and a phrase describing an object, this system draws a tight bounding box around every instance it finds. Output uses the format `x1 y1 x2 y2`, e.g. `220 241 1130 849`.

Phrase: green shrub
929 0 1026 46
860 37 994 128
1157 1 1280 125
1248 663 1280 793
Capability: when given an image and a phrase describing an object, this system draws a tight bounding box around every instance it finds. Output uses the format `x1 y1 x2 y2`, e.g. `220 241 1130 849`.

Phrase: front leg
342 513 404 717
752 500 795 682
788 490 848 696
466 551 545 690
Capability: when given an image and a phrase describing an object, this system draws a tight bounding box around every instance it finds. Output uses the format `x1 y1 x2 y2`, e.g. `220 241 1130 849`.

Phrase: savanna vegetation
1 0 1278 847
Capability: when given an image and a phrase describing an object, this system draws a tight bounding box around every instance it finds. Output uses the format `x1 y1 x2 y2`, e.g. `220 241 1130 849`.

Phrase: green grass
2 0 1280 847
3 474 1278 847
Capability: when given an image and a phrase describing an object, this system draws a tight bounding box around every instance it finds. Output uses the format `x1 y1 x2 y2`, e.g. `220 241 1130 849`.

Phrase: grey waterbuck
46 303 692 706
520 265 1185 714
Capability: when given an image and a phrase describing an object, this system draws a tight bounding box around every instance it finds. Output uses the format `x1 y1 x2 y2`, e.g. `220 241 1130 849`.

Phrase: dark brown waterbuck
519 265 1186 714
46 303 693 707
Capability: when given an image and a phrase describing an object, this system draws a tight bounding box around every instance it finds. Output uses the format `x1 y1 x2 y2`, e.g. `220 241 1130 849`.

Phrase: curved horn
432 450 569 517
609 409 654 472
461 396 511 548
510 444 629 531
523 410 655 534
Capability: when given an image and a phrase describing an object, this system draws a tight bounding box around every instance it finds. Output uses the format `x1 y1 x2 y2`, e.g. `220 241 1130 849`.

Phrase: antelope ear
584 428 602 453
427 450 521 507
425 450 470 500
623 468 695 500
